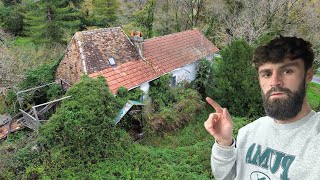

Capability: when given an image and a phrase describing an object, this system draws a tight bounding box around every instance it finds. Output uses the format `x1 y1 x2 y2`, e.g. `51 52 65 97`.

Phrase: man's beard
262 80 306 121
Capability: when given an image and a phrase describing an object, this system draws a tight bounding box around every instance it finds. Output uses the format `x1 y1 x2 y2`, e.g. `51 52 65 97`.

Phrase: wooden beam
32 106 39 122
16 82 57 95
19 109 39 131
32 96 71 108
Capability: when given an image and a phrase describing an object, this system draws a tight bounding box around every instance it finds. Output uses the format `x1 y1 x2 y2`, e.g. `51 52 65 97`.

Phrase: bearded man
204 36 320 180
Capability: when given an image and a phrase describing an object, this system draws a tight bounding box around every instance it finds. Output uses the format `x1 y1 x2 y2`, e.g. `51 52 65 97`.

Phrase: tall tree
24 0 81 44
134 0 156 38
182 0 205 29
0 0 24 35
92 0 119 27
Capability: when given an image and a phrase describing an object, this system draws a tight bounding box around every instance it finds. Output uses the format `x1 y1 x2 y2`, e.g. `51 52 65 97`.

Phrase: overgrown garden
1 33 319 178
1 0 320 179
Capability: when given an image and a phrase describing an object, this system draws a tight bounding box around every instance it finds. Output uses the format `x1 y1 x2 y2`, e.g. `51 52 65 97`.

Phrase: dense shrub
93 142 212 179
18 57 61 90
0 130 39 179
148 74 176 108
206 39 264 118
116 86 144 106
39 76 130 164
145 75 205 134
192 58 212 99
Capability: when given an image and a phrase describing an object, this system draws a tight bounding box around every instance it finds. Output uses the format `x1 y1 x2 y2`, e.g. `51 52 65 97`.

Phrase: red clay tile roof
77 28 218 94
76 27 141 74
143 29 219 73
89 59 161 94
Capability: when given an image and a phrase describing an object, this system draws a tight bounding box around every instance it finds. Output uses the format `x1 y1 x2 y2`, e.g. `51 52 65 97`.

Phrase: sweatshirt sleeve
211 139 236 180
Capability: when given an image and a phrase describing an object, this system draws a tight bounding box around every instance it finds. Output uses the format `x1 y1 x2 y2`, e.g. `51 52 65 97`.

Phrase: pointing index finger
206 97 223 113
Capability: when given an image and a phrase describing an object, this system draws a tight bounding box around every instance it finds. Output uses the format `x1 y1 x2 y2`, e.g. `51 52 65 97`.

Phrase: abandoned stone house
55 27 219 94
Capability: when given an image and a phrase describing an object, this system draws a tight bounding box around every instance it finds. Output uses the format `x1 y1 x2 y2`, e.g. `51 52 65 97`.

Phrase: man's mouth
270 92 287 98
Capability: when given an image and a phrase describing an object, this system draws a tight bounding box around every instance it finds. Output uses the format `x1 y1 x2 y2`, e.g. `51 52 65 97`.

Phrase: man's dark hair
253 36 314 70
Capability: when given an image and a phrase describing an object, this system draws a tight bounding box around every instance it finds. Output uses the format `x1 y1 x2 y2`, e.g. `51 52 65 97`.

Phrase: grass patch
307 82 320 111
140 109 213 148
12 36 34 46
140 108 251 149
0 95 6 114
60 142 213 179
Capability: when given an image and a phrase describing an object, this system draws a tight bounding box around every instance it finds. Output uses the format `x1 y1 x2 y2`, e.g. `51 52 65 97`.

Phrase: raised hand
204 97 234 146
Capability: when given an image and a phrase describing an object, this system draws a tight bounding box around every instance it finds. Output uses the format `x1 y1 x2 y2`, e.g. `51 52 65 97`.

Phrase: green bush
145 75 205 134
39 76 130 164
206 39 264 118
148 74 176 108
116 86 144 106
3 89 18 115
56 141 213 179
19 59 60 90
22 165 47 179
0 131 40 179
192 58 212 99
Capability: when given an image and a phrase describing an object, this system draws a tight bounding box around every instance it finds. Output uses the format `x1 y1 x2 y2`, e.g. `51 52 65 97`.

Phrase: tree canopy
23 0 81 44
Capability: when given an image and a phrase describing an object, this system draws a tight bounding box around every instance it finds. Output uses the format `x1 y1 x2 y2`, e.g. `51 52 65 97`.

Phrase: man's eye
283 69 293 74
261 73 271 78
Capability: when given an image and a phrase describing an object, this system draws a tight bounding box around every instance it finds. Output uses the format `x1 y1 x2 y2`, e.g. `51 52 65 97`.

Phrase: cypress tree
0 1 24 35
134 0 156 38
23 0 81 44
92 0 119 27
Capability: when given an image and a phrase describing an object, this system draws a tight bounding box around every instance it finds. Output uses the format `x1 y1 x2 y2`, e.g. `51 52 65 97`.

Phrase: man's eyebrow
279 61 300 69
258 61 300 74
258 69 271 74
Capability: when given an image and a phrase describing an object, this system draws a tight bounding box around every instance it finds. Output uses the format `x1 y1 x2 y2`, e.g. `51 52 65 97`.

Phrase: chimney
130 31 144 58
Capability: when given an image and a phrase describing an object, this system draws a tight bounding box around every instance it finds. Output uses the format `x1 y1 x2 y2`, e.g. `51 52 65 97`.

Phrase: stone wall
55 38 83 85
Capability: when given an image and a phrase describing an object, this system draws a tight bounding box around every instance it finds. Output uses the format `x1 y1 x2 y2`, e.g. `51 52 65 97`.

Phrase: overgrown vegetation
39 76 128 161
3 57 64 115
0 35 65 90
1 70 319 179
206 39 264 118
144 74 205 135
0 76 131 179
1 1 320 178
116 86 144 107
192 58 212 99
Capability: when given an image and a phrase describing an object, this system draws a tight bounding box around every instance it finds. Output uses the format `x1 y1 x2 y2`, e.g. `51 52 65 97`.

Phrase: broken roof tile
75 27 141 74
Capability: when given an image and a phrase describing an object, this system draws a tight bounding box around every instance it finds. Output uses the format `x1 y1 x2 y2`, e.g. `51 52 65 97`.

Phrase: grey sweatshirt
211 111 320 180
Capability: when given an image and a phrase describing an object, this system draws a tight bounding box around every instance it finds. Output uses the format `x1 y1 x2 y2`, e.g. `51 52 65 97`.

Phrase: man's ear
306 68 314 82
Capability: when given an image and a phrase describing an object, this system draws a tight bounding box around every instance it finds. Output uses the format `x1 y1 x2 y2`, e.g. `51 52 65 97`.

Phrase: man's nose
270 73 283 87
